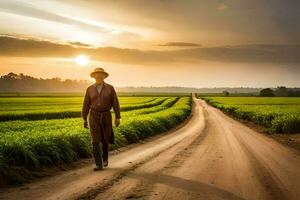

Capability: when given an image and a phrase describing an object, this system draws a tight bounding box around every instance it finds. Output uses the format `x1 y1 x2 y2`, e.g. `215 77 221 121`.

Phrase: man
82 67 121 171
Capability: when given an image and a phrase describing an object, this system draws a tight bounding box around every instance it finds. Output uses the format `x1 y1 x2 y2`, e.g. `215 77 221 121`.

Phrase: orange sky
0 0 299 87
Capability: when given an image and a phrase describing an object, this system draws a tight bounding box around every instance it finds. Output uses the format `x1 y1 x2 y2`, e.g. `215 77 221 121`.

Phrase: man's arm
111 86 121 120
82 88 90 127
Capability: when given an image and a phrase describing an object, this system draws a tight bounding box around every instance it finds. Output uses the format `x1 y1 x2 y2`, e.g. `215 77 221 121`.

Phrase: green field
0 95 192 183
201 97 300 134
0 96 169 121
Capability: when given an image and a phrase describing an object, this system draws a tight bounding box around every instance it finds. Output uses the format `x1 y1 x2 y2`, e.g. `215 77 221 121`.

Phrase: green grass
0 96 192 184
201 97 300 134
0 96 157 110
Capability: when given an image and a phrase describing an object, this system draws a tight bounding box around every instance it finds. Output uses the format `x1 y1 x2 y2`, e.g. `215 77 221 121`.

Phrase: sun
74 55 90 66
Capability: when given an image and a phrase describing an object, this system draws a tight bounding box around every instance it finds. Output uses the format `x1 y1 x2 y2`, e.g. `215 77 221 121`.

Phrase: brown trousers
89 110 112 166
92 126 109 167
92 140 108 166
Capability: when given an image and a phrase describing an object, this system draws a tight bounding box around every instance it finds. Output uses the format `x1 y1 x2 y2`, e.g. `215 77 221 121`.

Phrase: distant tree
0 72 91 93
274 86 289 97
259 88 275 97
288 89 300 97
222 90 230 96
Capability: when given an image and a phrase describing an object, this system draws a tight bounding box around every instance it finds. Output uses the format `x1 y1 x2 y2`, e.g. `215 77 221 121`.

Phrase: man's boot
92 142 103 170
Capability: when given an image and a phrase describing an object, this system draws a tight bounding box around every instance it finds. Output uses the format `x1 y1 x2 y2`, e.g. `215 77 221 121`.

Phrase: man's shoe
103 160 108 167
93 165 103 171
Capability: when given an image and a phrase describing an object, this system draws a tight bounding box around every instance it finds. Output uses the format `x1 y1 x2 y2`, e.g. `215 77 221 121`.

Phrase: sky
0 0 299 87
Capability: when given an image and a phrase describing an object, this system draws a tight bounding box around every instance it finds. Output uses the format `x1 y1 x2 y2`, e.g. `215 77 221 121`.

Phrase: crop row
0 97 169 121
0 97 157 114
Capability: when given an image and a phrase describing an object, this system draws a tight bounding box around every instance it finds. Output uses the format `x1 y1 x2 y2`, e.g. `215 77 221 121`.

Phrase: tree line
1 72 299 95
0 72 91 93
259 87 300 97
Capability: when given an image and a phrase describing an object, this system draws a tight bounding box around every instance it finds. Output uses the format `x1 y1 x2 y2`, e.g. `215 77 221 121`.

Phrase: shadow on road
127 171 246 200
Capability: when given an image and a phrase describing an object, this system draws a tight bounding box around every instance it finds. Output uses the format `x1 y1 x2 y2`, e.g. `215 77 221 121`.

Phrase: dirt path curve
1 94 300 200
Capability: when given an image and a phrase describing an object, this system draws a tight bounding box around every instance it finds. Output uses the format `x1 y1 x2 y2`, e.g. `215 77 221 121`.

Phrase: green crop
202 97 300 134
0 97 169 121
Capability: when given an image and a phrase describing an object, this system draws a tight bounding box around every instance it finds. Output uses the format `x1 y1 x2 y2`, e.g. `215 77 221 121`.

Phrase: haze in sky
0 0 299 87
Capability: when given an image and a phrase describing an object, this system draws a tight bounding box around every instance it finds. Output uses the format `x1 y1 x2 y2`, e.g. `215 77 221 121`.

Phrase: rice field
0 95 192 183
201 97 300 134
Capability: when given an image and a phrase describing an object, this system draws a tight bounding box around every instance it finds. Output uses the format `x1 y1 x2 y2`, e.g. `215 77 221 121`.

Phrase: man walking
82 67 121 170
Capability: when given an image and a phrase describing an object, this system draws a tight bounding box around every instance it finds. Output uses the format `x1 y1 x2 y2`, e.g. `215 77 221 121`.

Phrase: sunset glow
74 55 89 66
0 0 299 87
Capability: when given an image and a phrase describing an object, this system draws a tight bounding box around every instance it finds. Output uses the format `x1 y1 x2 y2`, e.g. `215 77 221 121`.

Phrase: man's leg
92 142 103 170
102 140 109 166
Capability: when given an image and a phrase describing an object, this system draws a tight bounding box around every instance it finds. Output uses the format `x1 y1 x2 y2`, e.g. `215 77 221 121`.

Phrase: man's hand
83 120 89 129
115 118 120 127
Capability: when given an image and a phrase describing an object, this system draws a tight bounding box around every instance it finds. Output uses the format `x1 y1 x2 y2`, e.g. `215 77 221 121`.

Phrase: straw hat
90 67 109 78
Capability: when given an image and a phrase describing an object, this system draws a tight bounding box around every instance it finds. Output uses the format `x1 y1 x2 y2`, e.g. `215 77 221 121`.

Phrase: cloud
170 44 300 64
158 42 202 47
76 0 300 45
0 36 300 64
67 41 92 48
1 0 300 48
0 35 75 57
0 36 172 63
0 0 141 38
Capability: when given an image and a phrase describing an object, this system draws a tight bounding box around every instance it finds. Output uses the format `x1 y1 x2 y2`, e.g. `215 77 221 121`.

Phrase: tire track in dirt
141 103 250 200
236 137 288 200
120 118 209 200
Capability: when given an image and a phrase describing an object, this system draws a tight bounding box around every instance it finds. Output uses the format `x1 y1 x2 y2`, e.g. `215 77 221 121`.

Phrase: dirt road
1 94 300 200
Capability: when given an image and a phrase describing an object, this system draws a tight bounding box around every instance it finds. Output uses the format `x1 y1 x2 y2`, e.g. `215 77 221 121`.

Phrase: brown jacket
82 81 121 143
